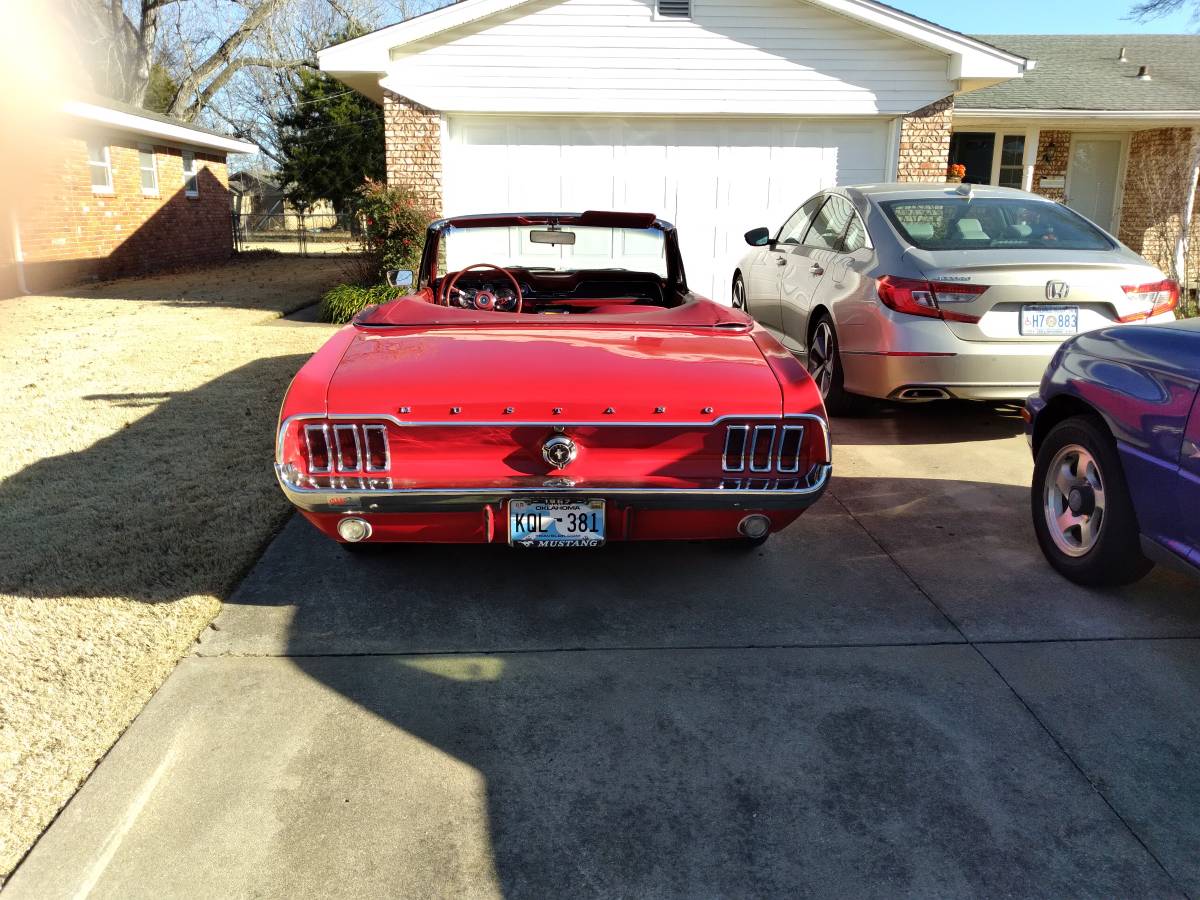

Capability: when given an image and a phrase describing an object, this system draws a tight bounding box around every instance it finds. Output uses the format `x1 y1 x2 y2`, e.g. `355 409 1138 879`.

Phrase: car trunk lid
905 249 1166 342
327 323 782 421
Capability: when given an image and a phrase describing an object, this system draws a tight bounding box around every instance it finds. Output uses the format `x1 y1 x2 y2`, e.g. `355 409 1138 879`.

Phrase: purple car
1026 316 1200 586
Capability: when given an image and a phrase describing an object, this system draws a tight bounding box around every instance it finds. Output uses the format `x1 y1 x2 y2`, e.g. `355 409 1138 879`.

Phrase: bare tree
65 0 427 123
1123 132 1200 298
1129 0 1200 20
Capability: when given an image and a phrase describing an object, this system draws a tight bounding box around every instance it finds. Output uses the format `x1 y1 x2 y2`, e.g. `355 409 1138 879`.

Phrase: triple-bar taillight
304 423 389 474
722 424 805 474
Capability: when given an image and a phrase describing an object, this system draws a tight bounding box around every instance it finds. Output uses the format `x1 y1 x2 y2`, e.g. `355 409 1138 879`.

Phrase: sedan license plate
509 499 605 548
1021 305 1078 336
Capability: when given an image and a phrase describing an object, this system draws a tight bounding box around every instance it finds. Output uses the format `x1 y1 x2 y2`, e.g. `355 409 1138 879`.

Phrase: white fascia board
803 0 1029 80
64 101 257 154
956 107 1200 122
319 0 532 76
378 76 924 114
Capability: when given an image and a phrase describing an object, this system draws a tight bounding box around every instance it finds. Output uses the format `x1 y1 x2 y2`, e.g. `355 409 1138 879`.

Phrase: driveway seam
193 632 1200 660
826 486 1192 898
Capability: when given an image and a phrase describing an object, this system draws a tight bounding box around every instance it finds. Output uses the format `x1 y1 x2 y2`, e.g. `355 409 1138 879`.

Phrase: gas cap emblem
542 434 577 469
1046 280 1070 301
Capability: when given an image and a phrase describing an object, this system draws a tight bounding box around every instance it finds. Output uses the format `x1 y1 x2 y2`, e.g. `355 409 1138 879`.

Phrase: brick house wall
383 91 443 215
1117 127 1200 287
1029 130 1071 203
15 130 232 292
896 96 954 182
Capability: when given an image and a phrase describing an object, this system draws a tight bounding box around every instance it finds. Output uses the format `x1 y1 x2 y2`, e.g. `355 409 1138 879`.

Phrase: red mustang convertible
275 211 831 548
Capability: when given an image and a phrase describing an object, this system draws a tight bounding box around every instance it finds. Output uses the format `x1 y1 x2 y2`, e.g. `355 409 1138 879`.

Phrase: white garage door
443 115 891 302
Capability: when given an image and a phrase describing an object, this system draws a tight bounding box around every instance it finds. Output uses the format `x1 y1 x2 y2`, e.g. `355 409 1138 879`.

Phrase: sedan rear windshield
880 198 1114 251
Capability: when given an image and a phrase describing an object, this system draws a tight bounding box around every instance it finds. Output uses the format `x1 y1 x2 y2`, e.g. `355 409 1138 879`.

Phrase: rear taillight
304 424 331 473
1119 279 1178 322
303 423 389 474
363 424 390 472
723 423 808 474
875 276 986 324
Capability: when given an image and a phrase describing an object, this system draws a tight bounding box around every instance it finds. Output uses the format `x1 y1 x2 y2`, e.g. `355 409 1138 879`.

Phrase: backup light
1118 279 1179 322
876 276 986 324
738 514 771 539
337 517 372 542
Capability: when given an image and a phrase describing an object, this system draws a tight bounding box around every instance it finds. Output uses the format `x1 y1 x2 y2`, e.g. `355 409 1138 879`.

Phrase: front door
1066 136 1123 232
780 195 855 352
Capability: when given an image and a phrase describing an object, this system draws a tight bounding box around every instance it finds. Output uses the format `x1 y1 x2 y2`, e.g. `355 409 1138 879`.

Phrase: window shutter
656 0 690 17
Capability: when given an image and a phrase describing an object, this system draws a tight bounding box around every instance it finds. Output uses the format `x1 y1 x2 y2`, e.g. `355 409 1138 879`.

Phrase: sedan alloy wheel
808 320 836 399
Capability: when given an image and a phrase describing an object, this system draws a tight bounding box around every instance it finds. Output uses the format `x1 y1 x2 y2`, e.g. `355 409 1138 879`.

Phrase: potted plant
946 163 966 183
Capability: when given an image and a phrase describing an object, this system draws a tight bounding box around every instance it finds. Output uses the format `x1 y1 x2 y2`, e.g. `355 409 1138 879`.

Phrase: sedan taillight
1118 279 1178 322
875 276 986 324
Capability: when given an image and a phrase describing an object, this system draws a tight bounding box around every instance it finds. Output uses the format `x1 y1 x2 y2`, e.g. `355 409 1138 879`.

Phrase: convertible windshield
443 224 668 276
880 198 1114 252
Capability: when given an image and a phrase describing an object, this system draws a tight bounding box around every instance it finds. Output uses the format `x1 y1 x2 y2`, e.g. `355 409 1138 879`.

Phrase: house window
949 131 1029 190
997 135 1026 189
182 150 199 197
138 144 158 195
656 0 691 17
87 140 112 193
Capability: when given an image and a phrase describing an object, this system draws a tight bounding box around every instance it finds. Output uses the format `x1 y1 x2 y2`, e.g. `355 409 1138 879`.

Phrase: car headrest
905 223 935 240
955 218 990 240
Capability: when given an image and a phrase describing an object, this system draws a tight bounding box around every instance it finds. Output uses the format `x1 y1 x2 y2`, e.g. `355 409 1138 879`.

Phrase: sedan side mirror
744 227 772 247
386 269 414 289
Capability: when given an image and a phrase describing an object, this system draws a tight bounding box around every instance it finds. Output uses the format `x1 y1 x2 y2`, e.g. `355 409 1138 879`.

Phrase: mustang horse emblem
542 434 577 469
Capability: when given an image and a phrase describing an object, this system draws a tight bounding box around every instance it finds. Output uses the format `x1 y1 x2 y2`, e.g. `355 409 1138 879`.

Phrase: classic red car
275 211 831 548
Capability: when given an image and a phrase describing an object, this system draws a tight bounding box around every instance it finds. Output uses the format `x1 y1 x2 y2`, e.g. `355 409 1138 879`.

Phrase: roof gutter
955 107 1200 120
63 101 258 155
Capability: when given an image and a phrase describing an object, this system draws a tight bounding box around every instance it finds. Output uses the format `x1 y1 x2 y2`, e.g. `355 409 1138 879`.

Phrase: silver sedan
732 184 1179 413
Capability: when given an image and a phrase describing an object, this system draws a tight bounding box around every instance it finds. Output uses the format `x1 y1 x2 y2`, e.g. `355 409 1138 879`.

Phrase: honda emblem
1045 280 1070 301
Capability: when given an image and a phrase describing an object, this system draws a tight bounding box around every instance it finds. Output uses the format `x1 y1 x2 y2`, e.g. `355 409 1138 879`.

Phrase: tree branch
166 0 291 118
175 57 315 121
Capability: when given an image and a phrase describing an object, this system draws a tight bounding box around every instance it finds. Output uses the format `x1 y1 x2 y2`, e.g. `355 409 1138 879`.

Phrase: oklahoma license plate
509 499 605 548
1021 305 1078 336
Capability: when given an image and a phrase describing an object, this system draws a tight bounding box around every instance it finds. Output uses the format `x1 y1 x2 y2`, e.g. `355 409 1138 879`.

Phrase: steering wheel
441 263 523 313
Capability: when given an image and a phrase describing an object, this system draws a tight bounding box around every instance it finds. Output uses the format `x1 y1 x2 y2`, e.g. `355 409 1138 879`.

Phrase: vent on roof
656 0 691 17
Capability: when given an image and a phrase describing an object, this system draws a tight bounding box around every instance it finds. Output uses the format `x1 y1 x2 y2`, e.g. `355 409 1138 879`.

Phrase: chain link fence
232 211 360 256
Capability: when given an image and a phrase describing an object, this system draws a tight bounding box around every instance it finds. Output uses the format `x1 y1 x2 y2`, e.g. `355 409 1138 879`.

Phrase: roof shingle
957 34 1200 111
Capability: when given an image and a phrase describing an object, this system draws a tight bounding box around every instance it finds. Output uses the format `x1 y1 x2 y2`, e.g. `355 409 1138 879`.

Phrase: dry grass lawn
0 255 344 878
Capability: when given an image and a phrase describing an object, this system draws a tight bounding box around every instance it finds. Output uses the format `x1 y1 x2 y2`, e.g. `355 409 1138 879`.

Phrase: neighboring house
229 170 339 229
5 95 256 294
318 1 1198 298
229 170 288 218
952 35 1200 289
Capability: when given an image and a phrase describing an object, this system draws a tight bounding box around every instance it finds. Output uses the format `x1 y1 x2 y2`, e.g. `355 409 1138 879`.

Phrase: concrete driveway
8 403 1199 898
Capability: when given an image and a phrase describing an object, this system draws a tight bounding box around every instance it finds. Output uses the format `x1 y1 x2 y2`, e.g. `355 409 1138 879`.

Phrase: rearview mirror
529 228 576 245
386 269 414 288
744 227 771 247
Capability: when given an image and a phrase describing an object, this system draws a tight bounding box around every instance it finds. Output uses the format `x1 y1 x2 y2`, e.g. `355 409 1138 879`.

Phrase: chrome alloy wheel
1043 443 1106 557
732 277 746 310
808 321 836 398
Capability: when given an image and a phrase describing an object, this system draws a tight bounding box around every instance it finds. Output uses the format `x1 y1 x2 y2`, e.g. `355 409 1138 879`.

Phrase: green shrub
355 179 434 274
318 282 399 324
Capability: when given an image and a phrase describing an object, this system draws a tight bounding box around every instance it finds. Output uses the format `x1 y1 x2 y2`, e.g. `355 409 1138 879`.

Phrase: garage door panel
447 115 889 300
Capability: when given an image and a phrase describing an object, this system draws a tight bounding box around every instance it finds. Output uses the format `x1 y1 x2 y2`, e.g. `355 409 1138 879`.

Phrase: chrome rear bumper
276 464 831 514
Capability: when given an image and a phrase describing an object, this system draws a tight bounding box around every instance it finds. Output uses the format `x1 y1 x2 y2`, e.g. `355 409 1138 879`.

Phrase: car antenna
955 181 973 204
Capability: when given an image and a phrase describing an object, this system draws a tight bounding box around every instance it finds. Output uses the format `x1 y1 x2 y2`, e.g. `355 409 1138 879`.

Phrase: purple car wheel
1031 415 1153 586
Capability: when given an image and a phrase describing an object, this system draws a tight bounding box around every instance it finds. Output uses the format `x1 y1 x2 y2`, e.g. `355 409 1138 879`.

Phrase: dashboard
439 267 667 313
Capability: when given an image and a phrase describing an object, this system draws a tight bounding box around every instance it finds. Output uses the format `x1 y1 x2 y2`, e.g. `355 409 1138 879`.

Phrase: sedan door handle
809 263 824 276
